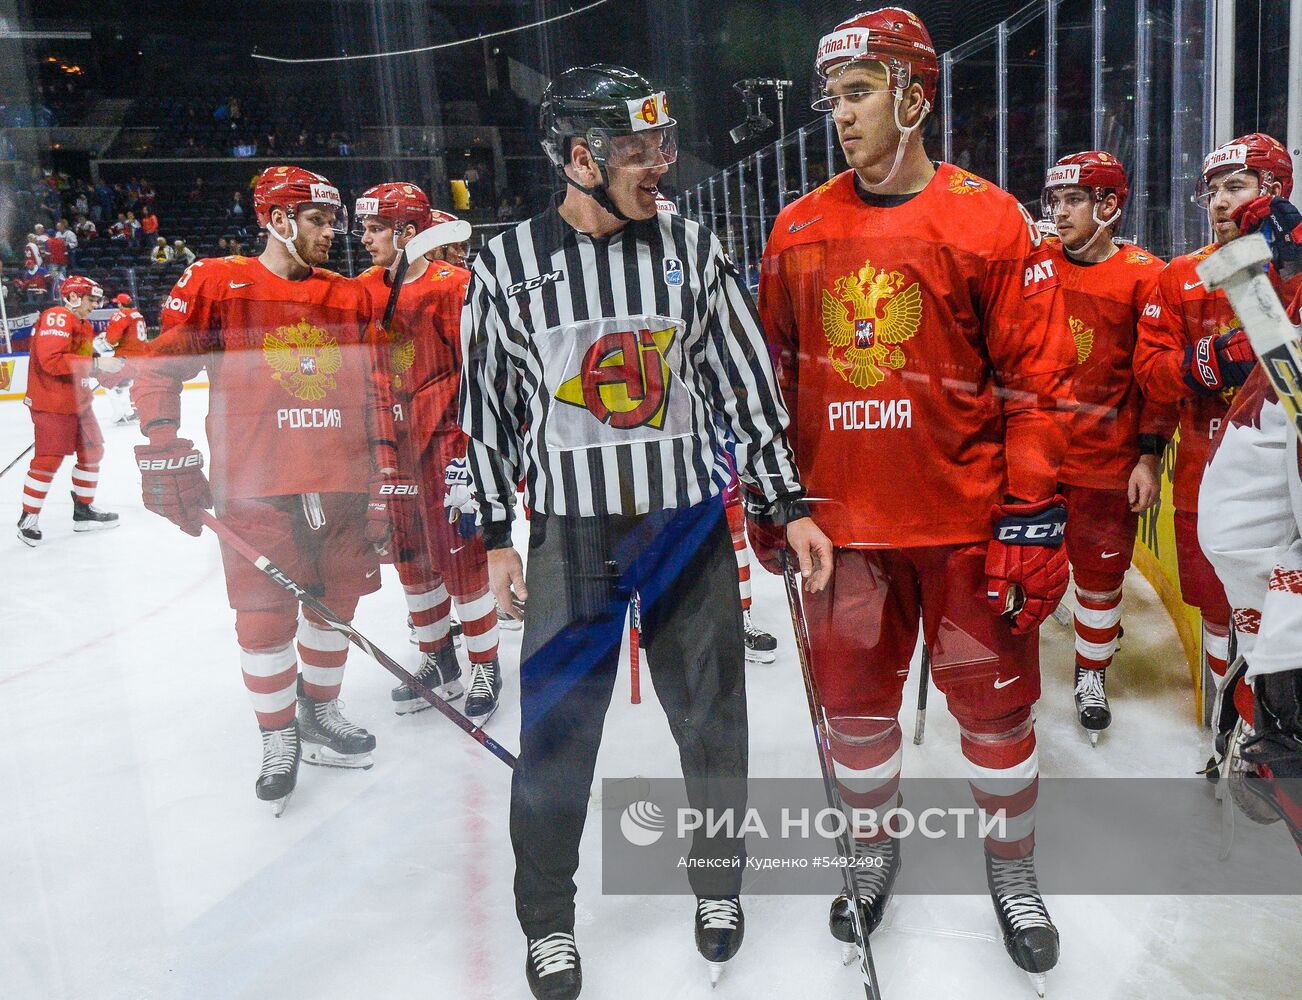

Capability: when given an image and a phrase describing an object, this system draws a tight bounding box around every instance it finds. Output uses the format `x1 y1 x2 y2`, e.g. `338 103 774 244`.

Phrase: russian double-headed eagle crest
948 168 987 195
1069 316 1094 364
391 338 416 389
264 319 342 401
821 260 922 388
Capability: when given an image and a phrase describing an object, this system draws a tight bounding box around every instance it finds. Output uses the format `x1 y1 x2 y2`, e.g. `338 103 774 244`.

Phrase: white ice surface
1 389 1299 1000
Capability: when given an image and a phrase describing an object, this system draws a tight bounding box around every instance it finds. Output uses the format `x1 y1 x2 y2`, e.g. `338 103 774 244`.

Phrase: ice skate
695 896 744 986
392 644 463 713
985 848 1059 997
71 493 120 532
829 835 900 963
742 609 777 663
1073 665 1110 745
525 930 581 1000
256 722 300 817
464 656 502 725
297 694 375 768
16 512 42 547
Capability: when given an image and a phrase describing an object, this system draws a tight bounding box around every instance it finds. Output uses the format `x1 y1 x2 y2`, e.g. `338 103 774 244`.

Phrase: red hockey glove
135 438 211 537
1232 195 1302 272
366 470 420 554
1181 329 1256 395
985 496 1069 635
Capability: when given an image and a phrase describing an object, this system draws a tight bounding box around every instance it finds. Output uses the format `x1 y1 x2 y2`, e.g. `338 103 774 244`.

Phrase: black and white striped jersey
459 200 803 539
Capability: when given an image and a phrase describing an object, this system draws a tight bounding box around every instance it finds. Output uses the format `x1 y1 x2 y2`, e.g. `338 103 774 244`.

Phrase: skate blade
1028 972 1047 997
301 744 374 769
467 704 499 729
270 792 293 817
393 683 465 714
1088 731 1099 747
16 531 42 548
708 961 724 986
744 648 777 664
841 943 857 966
73 520 120 532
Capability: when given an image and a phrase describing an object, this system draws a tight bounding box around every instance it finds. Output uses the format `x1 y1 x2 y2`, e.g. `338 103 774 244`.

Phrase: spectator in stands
125 211 141 246
44 224 70 282
149 236 173 265
73 188 89 218
23 233 41 269
109 213 129 242
140 206 159 242
73 214 96 244
53 219 77 261
137 177 155 206
32 223 48 250
228 190 245 218
188 176 206 201
171 239 196 267
94 180 112 222
14 261 51 304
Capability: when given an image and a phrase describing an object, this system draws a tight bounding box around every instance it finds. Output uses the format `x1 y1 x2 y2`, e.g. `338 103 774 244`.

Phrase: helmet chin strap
859 92 931 193
268 214 311 269
1063 202 1121 259
563 165 631 223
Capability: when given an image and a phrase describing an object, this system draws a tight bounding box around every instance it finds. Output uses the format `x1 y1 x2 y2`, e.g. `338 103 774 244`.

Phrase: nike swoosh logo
993 676 1020 690
788 217 821 233
1183 280 1202 290
1100 550 1121 559
450 545 467 555
365 568 379 579
230 281 253 289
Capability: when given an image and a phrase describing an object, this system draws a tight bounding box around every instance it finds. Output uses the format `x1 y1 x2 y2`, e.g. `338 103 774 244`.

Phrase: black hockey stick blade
1 443 34 480
201 511 516 768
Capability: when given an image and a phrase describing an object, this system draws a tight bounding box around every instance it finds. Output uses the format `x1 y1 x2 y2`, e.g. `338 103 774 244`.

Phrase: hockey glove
985 496 1069 635
366 470 419 554
741 483 791 576
1231 195 1302 273
443 455 481 540
94 357 129 390
136 438 212 537
1181 329 1256 395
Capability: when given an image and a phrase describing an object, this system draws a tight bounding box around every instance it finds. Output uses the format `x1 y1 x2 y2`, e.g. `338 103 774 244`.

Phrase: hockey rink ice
2 388 1300 1000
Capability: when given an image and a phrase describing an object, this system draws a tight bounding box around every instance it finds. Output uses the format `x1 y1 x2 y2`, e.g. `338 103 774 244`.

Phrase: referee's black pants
510 496 749 938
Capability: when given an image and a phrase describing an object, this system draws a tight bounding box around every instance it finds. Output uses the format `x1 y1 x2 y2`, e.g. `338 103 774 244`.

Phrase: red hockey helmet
112 292 133 307
60 275 104 303
253 165 345 232
813 7 938 106
429 209 469 267
1196 133 1293 205
352 181 434 236
1042 150 1130 215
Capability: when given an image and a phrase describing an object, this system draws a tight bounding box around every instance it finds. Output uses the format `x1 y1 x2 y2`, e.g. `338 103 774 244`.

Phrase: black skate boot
297 692 376 769
829 836 901 963
464 656 502 725
1073 665 1111 745
16 512 42 547
256 721 301 817
392 643 463 713
695 896 744 985
743 610 777 663
71 493 120 532
985 848 1059 997
525 931 581 1000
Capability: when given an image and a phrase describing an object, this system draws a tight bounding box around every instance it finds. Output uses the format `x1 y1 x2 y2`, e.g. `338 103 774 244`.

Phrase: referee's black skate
695 896 744 986
1073 665 1110 745
742 610 777 663
256 721 300 817
829 836 900 964
986 848 1059 997
71 493 120 532
297 693 375 768
464 656 502 725
391 644 463 713
525 931 581 1000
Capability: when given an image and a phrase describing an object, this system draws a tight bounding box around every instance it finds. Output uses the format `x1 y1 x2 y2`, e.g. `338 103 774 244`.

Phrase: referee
459 65 831 1000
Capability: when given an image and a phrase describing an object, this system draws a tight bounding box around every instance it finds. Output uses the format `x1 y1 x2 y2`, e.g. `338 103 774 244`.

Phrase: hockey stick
1 443 34 480
199 511 517 769
1196 233 1302 439
781 556 883 1000
913 645 930 746
629 591 642 705
381 219 472 331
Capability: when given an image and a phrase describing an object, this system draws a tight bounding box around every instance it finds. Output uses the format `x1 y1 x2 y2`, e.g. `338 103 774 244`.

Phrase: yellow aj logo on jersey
264 319 342 402
821 259 922 389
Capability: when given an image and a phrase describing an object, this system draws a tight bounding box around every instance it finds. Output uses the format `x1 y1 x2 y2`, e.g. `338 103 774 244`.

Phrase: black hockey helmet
540 64 677 219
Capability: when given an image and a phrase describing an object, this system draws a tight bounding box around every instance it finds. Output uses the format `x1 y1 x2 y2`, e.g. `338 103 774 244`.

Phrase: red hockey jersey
24 305 95 415
104 308 150 359
1049 240 1175 488
759 164 1075 548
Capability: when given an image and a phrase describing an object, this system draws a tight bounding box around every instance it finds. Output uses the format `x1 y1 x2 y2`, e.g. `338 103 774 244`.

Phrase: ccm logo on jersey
827 398 913 430
507 270 564 296
163 296 189 315
1022 253 1059 297
139 454 202 471
276 407 342 429
379 483 419 496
